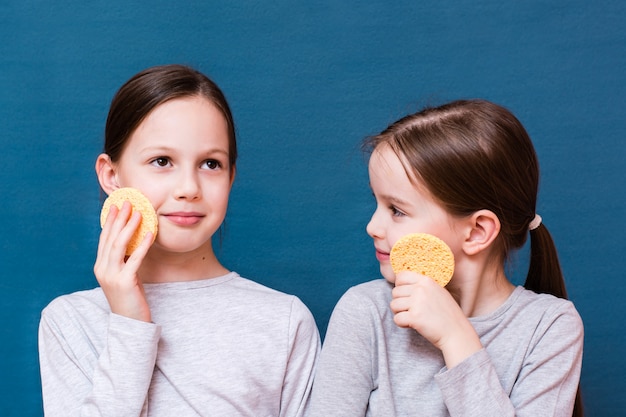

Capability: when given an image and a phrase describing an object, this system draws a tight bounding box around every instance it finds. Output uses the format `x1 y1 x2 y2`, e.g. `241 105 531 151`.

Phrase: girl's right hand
390 271 483 369
94 201 154 322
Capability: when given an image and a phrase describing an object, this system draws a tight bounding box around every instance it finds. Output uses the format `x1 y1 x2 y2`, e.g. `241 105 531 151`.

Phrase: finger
110 209 141 258
393 311 413 328
113 201 135 236
391 284 414 299
389 296 412 314
124 231 153 269
95 203 139 281
97 204 119 257
95 204 121 278
99 202 133 260
106 201 133 234
394 271 421 287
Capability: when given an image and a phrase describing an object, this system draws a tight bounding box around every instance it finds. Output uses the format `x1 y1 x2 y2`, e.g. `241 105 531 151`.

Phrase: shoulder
329 279 394 327
41 287 109 321
505 288 585 374
228 275 320 347
321 280 398 358
338 279 393 308
230 273 300 303
39 288 112 346
230 273 317 322
509 287 584 336
514 287 582 319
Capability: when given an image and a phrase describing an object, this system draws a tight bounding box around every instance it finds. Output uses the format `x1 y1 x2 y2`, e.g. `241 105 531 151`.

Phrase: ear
229 164 237 188
462 209 501 256
95 153 120 195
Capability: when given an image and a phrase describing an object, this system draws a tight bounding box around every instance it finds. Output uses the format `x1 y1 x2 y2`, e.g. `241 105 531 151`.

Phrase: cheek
387 228 408 248
116 169 153 191
206 181 232 206
118 180 164 211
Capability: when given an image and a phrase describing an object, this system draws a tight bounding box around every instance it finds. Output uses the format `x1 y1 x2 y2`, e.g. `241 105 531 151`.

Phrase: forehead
368 145 435 198
368 145 452 226
369 145 412 182
142 96 224 128
129 96 229 147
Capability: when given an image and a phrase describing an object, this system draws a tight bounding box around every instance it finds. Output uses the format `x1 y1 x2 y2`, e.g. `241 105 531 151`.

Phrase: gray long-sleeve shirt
306 280 583 417
39 272 320 416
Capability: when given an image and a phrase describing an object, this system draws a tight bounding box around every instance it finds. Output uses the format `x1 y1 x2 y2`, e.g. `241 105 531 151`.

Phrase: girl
306 99 583 416
39 64 320 416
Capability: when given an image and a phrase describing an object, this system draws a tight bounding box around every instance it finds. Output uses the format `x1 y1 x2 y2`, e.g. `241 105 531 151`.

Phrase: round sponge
389 233 455 287
100 187 158 256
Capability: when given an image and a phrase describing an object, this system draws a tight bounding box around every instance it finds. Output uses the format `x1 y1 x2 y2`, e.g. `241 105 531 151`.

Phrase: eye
390 205 406 217
203 159 222 170
150 157 171 167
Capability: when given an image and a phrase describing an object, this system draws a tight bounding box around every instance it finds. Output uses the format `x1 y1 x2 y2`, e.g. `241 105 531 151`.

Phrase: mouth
162 212 205 226
374 247 390 262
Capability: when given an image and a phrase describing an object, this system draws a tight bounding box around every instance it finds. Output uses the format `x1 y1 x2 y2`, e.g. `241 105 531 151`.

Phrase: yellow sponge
100 187 158 256
390 233 454 287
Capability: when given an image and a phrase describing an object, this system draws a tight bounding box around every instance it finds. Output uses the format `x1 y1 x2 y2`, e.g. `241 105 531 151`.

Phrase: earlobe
95 153 120 195
463 210 501 256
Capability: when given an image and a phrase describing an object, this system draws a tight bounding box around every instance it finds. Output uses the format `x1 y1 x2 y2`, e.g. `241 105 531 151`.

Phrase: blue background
1 1 624 415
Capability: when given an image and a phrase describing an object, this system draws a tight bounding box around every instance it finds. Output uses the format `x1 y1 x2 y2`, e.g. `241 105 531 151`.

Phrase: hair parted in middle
104 64 237 172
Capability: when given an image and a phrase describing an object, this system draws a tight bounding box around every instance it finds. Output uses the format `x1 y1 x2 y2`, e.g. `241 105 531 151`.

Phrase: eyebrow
141 146 229 156
369 184 412 207
382 195 412 207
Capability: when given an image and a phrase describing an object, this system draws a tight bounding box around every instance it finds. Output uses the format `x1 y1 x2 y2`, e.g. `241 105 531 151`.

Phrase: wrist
440 325 482 369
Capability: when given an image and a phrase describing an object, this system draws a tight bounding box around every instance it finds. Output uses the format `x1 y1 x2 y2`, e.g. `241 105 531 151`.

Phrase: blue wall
1 1 624 415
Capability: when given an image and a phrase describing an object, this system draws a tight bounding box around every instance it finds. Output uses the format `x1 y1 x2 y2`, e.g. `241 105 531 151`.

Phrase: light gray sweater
306 279 583 417
39 272 320 417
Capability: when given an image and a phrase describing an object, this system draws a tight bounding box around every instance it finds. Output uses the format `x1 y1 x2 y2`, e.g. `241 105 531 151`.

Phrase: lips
374 247 390 262
162 212 205 226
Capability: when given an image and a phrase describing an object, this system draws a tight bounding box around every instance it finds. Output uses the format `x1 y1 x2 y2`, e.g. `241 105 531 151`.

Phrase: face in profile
366 145 461 283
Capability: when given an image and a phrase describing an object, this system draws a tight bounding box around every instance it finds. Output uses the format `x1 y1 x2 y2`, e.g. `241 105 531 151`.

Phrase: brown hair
364 99 582 415
104 64 237 171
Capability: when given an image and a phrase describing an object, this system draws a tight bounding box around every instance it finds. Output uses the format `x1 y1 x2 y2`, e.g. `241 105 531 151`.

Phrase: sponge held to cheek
389 233 454 287
100 187 158 256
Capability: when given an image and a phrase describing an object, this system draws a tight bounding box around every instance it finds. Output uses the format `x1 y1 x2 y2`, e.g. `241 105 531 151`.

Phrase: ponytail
524 224 584 417
524 224 568 299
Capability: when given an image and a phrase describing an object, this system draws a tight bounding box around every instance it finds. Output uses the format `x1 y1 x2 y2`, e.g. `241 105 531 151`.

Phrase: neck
138 245 229 283
446 256 515 317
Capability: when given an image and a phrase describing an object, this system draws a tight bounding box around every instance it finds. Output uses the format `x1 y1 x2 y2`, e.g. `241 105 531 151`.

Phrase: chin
151 240 206 255
380 265 396 284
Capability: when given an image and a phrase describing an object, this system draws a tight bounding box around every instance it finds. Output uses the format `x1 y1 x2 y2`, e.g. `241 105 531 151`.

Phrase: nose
174 169 201 200
366 207 384 239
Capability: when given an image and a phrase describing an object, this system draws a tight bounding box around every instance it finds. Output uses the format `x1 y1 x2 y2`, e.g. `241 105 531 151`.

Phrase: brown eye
204 159 222 170
151 157 171 167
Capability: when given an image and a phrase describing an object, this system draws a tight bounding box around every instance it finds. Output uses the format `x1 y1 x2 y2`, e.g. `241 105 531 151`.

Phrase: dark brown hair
104 64 237 171
364 99 582 415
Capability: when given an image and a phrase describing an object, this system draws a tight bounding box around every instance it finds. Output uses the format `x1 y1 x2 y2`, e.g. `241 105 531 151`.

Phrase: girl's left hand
390 271 483 368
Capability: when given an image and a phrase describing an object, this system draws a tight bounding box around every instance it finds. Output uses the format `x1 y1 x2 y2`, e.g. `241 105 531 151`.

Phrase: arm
279 298 321 417
435 302 584 417
306 289 376 417
39 303 161 416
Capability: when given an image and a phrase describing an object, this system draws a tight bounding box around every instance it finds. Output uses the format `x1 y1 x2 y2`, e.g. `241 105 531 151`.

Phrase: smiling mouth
163 213 204 226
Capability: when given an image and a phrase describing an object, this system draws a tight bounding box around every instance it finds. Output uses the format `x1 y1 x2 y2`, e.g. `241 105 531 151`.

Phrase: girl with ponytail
307 99 583 416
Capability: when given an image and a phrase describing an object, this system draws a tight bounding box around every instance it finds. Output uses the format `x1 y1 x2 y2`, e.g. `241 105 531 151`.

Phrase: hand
94 201 154 322
390 271 482 368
